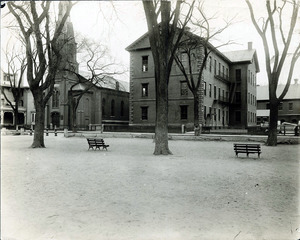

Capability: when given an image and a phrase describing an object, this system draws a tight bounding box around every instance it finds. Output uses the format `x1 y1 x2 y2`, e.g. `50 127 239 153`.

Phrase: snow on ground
1 134 299 240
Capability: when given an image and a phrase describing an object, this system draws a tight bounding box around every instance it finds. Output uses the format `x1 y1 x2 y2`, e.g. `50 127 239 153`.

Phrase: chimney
248 42 253 50
294 78 298 85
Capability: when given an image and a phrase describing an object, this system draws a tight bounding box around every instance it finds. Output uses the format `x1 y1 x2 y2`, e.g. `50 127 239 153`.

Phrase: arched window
120 101 124 116
52 89 59 108
19 100 24 107
102 98 106 116
111 99 115 116
85 98 90 116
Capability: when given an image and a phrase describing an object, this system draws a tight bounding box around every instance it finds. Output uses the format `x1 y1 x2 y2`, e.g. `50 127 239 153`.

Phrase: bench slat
87 138 109 151
234 143 261 158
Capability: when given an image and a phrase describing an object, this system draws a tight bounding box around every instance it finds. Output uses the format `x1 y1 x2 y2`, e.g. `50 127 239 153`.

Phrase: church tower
47 1 79 129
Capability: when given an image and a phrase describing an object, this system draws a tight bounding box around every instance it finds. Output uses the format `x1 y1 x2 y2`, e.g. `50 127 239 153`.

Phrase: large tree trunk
154 69 172 155
266 97 279 146
31 91 46 148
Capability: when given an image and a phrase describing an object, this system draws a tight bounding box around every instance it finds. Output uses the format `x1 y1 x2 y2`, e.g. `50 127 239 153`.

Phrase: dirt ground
1 135 299 240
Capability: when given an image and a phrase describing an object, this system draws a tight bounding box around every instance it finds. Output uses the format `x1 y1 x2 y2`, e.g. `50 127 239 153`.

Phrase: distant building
126 31 259 130
257 79 300 124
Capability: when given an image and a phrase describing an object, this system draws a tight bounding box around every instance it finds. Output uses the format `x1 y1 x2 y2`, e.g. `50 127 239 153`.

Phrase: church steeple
57 1 78 73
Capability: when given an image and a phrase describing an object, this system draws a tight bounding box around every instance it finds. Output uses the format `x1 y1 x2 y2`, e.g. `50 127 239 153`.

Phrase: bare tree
68 37 126 132
1 45 27 129
245 0 300 146
175 2 235 135
7 1 74 148
143 0 195 155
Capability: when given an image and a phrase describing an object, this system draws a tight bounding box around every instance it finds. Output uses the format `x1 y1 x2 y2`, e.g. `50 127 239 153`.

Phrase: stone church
1 2 129 130
45 2 129 130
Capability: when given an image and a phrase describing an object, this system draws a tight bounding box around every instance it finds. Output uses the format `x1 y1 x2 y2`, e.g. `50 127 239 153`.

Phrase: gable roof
126 32 150 52
76 71 129 92
126 29 260 72
223 49 260 72
257 83 300 100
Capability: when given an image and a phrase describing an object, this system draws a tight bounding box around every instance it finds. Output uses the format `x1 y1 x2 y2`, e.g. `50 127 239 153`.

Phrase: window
141 107 148 120
236 69 241 82
120 101 124 116
181 81 188 96
222 65 225 78
209 84 212 97
266 103 270 109
102 98 106 116
289 102 293 111
214 86 217 99
111 99 115 116
19 100 24 107
278 102 283 111
209 56 212 72
218 88 221 100
31 112 36 123
203 81 207 96
218 109 221 121
235 111 241 122
52 89 59 108
142 83 148 97
204 106 207 119
226 68 229 80
218 63 221 75
180 105 188 120
214 59 217 74
142 56 148 72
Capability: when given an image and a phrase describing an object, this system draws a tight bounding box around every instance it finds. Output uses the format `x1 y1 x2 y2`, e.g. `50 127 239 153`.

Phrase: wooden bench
234 143 261 158
87 138 109 151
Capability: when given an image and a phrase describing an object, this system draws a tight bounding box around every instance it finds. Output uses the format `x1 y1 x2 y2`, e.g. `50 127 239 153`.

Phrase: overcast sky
1 0 300 86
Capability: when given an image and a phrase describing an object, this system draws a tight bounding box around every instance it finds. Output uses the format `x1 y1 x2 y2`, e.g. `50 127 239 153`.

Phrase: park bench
87 138 109 151
234 143 261 158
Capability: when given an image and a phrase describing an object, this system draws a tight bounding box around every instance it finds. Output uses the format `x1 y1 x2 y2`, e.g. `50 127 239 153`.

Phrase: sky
1 0 300 86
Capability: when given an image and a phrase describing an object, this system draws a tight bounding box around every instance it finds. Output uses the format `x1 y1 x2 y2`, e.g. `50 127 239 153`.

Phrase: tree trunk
266 98 278 146
193 92 200 136
154 70 172 155
14 105 19 130
31 91 46 148
72 104 78 133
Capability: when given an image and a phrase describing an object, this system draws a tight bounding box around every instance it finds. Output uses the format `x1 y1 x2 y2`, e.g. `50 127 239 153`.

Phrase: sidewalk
64 130 300 144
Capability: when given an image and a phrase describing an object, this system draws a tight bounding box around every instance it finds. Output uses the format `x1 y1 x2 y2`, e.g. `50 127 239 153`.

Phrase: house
257 79 300 125
0 70 31 129
126 30 260 131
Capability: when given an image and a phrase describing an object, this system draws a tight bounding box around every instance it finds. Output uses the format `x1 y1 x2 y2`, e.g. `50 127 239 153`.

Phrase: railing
215 74 229 82
214 96 229 104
